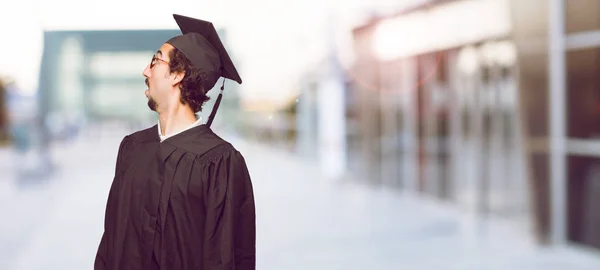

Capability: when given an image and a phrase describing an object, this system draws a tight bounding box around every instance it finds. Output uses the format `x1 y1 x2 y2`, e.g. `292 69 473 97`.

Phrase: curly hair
168 48 211 113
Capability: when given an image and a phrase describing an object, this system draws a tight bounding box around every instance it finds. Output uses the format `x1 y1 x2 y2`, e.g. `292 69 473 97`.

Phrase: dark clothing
94 124 255 270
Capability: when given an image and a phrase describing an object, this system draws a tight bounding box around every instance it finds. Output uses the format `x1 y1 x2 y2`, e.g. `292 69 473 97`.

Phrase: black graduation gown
94 124 256 270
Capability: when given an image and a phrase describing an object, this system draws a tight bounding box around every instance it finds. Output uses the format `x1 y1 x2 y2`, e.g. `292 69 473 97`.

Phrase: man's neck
158 105 197 137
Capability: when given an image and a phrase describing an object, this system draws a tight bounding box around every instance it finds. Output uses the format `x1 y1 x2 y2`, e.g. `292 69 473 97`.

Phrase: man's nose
142 64 151 77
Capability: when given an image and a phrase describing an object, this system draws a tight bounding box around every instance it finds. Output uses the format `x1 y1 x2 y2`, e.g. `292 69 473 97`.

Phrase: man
94 14 256 270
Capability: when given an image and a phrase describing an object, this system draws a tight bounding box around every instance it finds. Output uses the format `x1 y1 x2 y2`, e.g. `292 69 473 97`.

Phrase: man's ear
171 71 186 86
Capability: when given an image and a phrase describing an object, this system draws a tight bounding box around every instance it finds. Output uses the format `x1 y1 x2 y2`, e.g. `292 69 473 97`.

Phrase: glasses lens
150 55 156 68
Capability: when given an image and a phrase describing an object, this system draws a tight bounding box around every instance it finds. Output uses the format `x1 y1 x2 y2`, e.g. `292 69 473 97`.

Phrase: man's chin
147 98 157 112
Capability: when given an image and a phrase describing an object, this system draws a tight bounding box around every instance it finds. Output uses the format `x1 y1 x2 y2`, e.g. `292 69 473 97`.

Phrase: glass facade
350 0 600 250
566 0 600 34
565 0 600 250
566 47 600 139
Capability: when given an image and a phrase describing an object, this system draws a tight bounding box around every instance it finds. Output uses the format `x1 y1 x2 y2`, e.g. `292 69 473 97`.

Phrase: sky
0 0 423 108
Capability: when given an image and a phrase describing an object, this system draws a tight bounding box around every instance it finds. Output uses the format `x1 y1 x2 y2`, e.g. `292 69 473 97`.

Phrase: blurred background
3 0 600 269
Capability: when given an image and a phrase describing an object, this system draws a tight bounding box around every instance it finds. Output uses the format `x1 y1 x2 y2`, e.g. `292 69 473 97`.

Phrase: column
549 0 567 245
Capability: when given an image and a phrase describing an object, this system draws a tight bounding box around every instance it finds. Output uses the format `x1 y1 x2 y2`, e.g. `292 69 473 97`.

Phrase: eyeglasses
150 55 169 68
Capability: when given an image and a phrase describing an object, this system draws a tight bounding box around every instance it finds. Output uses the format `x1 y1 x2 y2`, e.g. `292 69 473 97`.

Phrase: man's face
143 43 176 112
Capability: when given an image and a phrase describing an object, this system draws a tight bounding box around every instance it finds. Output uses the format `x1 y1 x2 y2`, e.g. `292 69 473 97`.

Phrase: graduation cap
166 14 242 127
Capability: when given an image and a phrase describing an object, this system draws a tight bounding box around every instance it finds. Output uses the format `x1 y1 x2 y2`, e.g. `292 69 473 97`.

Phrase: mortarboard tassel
206 79 225 128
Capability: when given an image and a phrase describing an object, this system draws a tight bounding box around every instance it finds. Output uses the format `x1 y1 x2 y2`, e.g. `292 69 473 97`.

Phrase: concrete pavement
1 132 600 269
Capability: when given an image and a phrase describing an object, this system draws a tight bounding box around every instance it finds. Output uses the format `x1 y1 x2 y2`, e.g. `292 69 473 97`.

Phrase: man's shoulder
123 124 159 143
181 130 236 157
113 125 158 156
203 134 249 161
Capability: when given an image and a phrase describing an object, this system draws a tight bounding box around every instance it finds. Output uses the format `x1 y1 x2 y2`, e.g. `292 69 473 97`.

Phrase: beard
145 78 158 112
145 77 155 111
147 96 158 111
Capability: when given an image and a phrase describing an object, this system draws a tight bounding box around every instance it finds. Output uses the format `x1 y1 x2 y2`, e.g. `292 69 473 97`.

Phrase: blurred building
37 28 242 138
343 0 600 251
0 79 8 144
350 0 523 236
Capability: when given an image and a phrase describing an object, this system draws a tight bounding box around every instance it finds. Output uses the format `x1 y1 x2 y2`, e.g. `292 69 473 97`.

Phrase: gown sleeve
94 135 130 270
202 149 256 270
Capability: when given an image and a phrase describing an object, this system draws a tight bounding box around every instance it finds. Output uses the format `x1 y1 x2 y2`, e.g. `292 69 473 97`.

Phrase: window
566 0 600 34
566 47 600 139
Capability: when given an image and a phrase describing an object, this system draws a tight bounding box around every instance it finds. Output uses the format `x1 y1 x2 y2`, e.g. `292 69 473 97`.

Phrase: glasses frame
150 55 170 68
